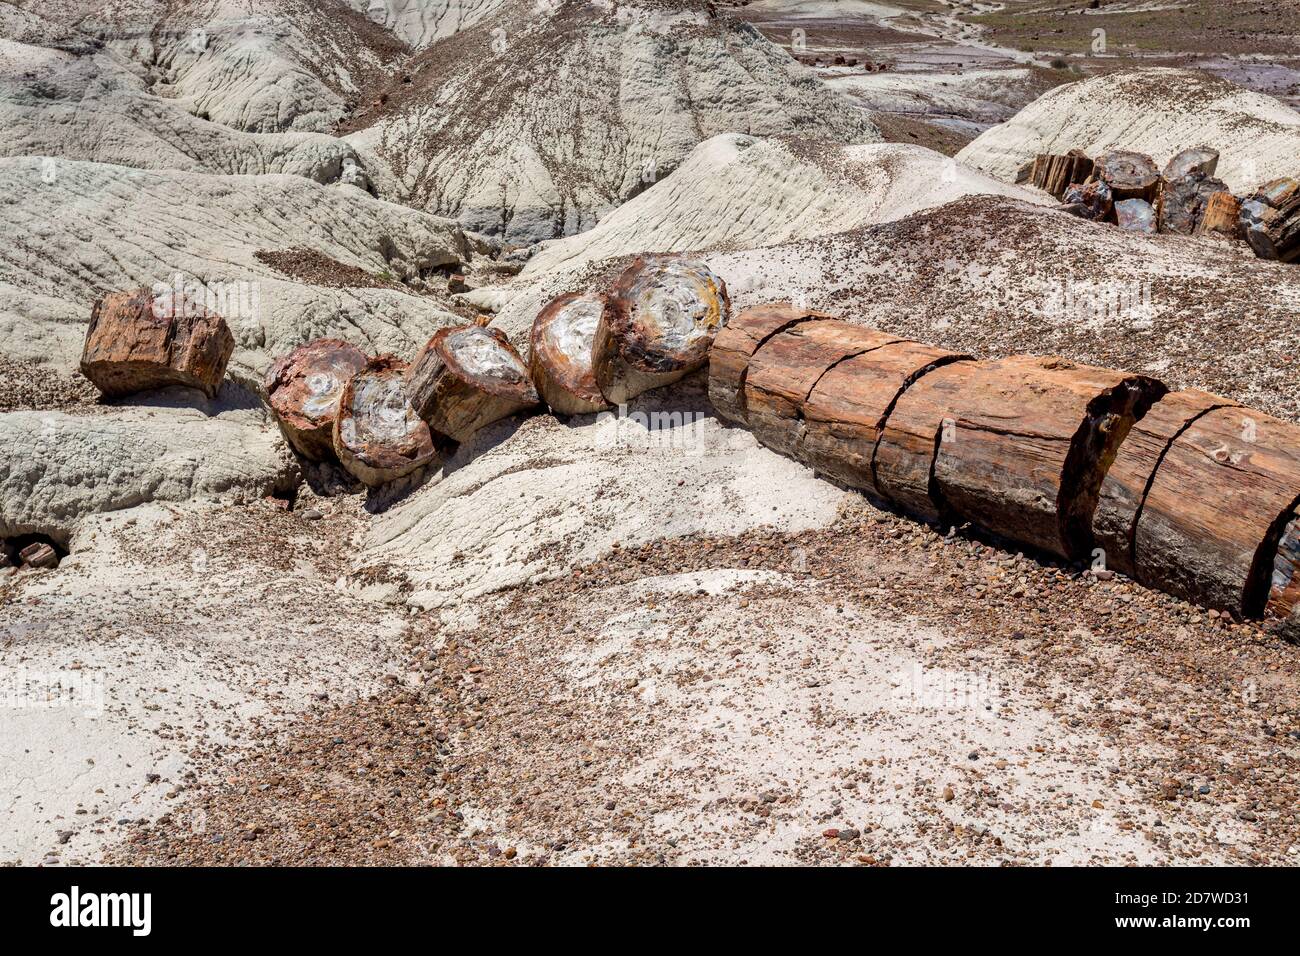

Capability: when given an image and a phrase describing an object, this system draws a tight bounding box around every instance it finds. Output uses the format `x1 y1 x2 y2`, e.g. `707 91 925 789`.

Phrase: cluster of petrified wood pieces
711 303 1300 637
80 288 235 399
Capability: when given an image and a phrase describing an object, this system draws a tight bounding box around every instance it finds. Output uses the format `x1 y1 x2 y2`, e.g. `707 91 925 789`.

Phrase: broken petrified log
1196 191 1243 238
406 324 539 443
1061 180 1112 221
1115 198 1157 234
80 288 235 399
19 542 59 570
1134 406 1300 617
334 355 438 487
1240 177 1300 263
528 293 610 416
1030 150 1094 199
592 257 730 405
708 302 836 427
1091 390 1240 578
743 321 902 459
1094 150 1160 204
1162 147 1219 182
801 340 972 498
1158 174 1231 235
264 338 369 460
928 356 1166 561
1267 515 1300 642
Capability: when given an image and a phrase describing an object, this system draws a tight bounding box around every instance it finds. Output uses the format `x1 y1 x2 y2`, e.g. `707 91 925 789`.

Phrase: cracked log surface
528 293 610 417
334 355 437 487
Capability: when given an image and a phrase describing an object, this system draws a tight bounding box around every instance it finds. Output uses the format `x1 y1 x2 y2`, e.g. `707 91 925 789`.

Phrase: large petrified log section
708 302 836 427
529 293 611 416
801 341 972 499
1030 150 1094 199
1092 390 1239 578
1094 150 1161 204
1197 191 1243 238
80 288 235 399
1241 178 1300 263
929 357 1165 561
593 257 730 404
334 356 438 488
265 338 369 460
1268 515 1300 641
743 321 901 459
1134 406 1300 617
406 324 539 443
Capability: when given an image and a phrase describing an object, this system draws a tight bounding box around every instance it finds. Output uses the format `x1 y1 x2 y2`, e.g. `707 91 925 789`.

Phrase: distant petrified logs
1030 150 1094 199
528 293 610 416
334 356 438 487
1115 198 1157 234
1197 191 1243 238
406 324 538 443
709 302 835 427
80 288 235 399
264 338 368 460
1162 147 1219 182
1240 177 1300 263
1267 515 1300 642
929 357 1166 561
1134 406 1300 617
1092 390 1239 578
802 341 971 498
1158 174 1231 235
593 257 730 405
1095 150 1161 204
1062 179 1112 221
743 322 901 459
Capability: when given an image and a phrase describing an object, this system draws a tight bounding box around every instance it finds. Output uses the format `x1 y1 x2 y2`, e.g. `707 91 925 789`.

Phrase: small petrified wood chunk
1267 514 1300 642
1115 198 1157 234
707 302 835 427
1094 150 1161 203
1134 406 1300 616
801 341 972 498
1196 191 1243 238
334 355 438 487
929 356 1166 561
19 542 59 570
1062 180 1113 221
80 288 235 399
1092 390 1239 578
264 338 369 460
406 324 539 443
528 293 610 416
1162 147 1219 182
593 257 730 404
743 321 902 459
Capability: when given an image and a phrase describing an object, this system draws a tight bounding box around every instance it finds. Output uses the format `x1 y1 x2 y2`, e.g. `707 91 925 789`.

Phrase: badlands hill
345 0 880 243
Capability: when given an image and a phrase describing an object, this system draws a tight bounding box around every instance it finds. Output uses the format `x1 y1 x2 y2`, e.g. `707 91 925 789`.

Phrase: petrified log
1162 147 1219 182
592 257 730 404
334 355 438 487
801 341 972 497
528 293 610 416
1094 150 1160 203
928 356 1165 561
743 321 902 459
1092 390 1239 578
1114 198 1157 234
264 338 369 460
406 324 539 443
1196 191 1243 238
1134 405 1300 616
19 542 59 570
1062 179 1112 221
1030 150 1094 199
1266 515 1300 642
80 288 234 399
1158 175 1230 235
1240 177 1300 263
707 302 836 427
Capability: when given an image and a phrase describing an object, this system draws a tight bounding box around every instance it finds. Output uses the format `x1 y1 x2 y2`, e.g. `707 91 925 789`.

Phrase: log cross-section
528 292 611 416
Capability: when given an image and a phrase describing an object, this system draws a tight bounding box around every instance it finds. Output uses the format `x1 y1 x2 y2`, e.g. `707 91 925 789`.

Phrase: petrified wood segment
407 325 539 443
801 341 972 496
80 288 235 399
743 321 901 459
1267 515 1300 642
1197 191 1243 238
1158 174 1230 235
1030 150 1094 199
1241 177 1300 263
264 338 369 460
1092 390 1239 578
930 356 1165 561
593 257 730 404
1094 150 1160 203
1135 406 1300 616
1162 147 1219 181
334 355 438 488
529 293 610 416
708 302 835 427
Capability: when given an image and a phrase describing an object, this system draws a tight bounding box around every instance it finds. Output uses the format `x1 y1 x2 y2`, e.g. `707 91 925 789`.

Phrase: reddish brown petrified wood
264 338 369 460
334 355 438 488
528 292 610 416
